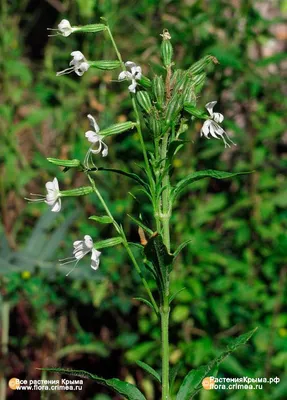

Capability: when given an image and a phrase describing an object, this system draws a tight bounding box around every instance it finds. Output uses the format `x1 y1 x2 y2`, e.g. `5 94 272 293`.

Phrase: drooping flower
118 61 142 93
84 114 108 168
25 177 61 212
56 51 90 77
200 101 236 148
47 19 77 37
59 235 101 276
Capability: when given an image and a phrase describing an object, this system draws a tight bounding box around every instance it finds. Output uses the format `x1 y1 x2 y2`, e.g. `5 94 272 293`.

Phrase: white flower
56 51 90 77
84 114 108 168
25 177 61 212
59 235 101 276
47 19 77 37
200 101 236 148
118 61 142 93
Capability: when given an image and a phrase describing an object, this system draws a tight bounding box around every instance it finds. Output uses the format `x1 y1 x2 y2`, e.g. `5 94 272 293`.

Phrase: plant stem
87 173 159 314
0 300 10 400
161 297 170 400
160 133 171 400
160 133 171 252
106 25 124 69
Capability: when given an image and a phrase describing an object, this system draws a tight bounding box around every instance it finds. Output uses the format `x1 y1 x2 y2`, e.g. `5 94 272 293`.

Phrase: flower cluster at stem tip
26 19 237 275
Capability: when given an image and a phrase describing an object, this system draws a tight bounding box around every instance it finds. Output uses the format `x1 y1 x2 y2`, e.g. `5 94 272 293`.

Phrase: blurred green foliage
0 0 286 399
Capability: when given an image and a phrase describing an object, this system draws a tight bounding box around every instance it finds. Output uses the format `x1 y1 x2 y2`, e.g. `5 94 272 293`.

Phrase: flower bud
138 75 152 89
165 93 184 123
152 76 165 107
191 72 206 94
161 29 173 67
148 114 162 138
89 60 121 70
47 158 81 168
188 55 219 75
100 121 135 137
94 237 123 250
136 91 153 114
60 186 93 197
78 24 106 34
184 104 208 119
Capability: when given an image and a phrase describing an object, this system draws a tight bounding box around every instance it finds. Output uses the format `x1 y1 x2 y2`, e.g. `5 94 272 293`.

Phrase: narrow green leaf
144 234 174 293
172 170 252 200
136 360 161 383
38 368 146 400
56 343 108 359
170 362 182 392
91 167 148 190
134 297 155 311
94 237 123 250
173 239 192 258
89 215 113 224
176 328 257 400
169 288 186 304
128 215 153 235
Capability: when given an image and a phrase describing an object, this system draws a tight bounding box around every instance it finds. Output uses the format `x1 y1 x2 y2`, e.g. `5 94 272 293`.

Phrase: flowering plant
27 18 257 400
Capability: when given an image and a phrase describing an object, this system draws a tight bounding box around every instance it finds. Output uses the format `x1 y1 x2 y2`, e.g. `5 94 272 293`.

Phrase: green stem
106 23 157 222
160 131 171 400
106 25 124 69
161 297 170 400
0 300 9 400
160 134 171 252
87 173 159 314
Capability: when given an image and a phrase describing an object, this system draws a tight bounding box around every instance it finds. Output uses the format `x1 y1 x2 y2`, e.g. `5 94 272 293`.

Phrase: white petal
90 142 102 154
71 51 84 61
58 19 71 29
53 177 59 191
45 180 55 191
205 101 217 117
209 121 220 139
128 80 137 93
125 61 136 69
51 198 61 212
85 130 100 143
131 66 142 79
87 114 100 133
101 142 108 157
201 120 211 137
73 240 83 247
91 248 101 270
118 71 130 81
84 235 94 249
75 62 89 76
74 249 86 259
213 112 224 123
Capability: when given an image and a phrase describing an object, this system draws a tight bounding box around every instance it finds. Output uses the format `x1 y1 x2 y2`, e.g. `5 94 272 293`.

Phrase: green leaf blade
176 328 257 400
173 170 252 200
38 368 146 400
136 360 161 383
89 215 113 224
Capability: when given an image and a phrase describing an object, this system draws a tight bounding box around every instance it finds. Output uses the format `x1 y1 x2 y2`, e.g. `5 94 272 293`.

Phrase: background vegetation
0 0 286 399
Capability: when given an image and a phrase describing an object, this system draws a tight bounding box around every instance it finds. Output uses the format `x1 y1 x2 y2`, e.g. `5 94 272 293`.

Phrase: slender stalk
0 301 10 400
87 173 159 314
160 132 171 398
161 297 170 400
160 133 171 252
106 25 124 69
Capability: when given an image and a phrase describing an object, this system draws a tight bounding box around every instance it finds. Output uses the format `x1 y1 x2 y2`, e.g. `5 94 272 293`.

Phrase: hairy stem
161 297 170 400
87 173 159 314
